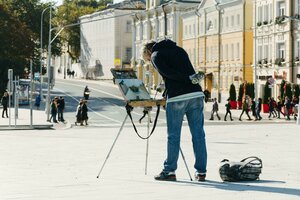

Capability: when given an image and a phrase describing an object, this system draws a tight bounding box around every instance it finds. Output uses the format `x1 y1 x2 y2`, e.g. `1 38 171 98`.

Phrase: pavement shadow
175 179 300 197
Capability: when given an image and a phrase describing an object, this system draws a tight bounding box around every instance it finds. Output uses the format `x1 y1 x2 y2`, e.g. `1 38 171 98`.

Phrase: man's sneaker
154 171 176 181
195 172 206 182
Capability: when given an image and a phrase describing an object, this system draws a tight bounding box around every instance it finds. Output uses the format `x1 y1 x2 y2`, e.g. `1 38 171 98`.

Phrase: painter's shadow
176 179 300 197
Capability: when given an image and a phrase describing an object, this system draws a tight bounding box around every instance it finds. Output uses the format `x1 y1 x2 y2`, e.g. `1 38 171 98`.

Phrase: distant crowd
209 95 299 121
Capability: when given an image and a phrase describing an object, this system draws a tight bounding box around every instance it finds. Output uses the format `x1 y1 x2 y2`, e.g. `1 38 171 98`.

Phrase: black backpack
219 156 262 182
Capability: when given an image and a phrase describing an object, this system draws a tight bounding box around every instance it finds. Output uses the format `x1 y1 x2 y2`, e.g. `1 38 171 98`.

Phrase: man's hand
189 71 205 84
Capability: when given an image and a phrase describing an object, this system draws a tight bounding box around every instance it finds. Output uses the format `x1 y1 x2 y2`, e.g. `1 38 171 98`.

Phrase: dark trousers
50 112 57 122
224 109 232 120
210 110 220 120
58 109 64 121
277 107 285 118
256 109 262 120
2 106 8 117
239 109 251 120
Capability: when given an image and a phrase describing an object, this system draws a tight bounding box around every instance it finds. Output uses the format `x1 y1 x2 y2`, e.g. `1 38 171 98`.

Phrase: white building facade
254 0 300 98
80 6 141 79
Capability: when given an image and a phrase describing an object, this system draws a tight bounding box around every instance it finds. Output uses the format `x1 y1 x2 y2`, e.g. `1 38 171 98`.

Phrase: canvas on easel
111 68 151 102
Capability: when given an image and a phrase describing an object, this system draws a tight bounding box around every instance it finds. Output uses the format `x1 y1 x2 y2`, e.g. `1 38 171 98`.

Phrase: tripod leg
145 111 150 175
179 147 193 181
96 114 128 179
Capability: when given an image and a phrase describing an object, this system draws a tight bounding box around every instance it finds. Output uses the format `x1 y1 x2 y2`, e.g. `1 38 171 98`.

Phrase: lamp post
46 6 52 121
254 0 258 101
40 5 54 102
215 0 222 103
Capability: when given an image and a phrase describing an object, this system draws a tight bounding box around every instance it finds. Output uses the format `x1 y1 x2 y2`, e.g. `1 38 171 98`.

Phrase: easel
96 99 192 180
96 68 192 180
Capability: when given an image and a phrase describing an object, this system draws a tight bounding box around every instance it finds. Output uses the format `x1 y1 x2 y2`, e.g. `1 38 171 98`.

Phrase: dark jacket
151 39 202 99
1 95 8 107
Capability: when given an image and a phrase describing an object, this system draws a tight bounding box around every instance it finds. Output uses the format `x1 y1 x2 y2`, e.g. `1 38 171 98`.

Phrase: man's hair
142 41 156 55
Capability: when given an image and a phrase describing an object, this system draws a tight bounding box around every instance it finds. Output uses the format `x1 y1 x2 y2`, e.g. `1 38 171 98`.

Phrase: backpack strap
240 156 263 169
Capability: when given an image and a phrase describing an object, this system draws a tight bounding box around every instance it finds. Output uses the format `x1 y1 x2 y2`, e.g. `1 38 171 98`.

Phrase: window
269 3 273 22
236 43 240 59
210 46 213 62
231 15 234 27
193 24 195 35
225 44 228 60
207 20 213 30
258 45 263 60
126 21 132 32
258 6 263 22
231 44 234 60
200 22 204 33
206 47 209 62
264 5 269 22
278 2 285 16
189 24 191 35
269 42 272 60
237 14 240 26
264 44 269 60
298 0 300 14
226 17 229 27
125 48 132 62
220 45 223 61
278 43 285 58
214 46 217 61
184 25 188 36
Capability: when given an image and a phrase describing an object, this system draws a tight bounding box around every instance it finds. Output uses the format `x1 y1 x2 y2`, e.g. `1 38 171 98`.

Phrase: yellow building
182 0 253 102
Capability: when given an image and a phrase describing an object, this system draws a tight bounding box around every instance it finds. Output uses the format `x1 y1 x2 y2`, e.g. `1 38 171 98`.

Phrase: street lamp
46 6 53 121
215 0 222 103
40 5 55 102
254 0 258 101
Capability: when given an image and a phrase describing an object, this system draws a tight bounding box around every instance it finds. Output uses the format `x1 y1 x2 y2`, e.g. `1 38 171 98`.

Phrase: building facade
254 0 300 99
182 0 253 102
79 2 144 79
131 0 200 92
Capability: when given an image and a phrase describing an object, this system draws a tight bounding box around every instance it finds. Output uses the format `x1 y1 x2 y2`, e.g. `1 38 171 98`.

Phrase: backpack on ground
219 156 262 182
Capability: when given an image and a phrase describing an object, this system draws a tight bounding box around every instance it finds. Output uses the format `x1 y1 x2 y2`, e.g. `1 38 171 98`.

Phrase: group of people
49 96 65 123
265 95 298 120
209 95 299 121
75 99 88 126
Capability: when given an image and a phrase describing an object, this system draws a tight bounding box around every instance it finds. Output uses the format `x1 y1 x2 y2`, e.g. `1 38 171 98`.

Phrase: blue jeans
163 97 207 174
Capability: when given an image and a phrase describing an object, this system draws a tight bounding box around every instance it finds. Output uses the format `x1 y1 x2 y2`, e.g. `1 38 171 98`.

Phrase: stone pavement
0 109 299 199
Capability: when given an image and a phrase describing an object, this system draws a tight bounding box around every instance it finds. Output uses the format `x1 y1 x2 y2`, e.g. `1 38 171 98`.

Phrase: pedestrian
250 98 256 118
224 99 233 121
239 96 252 121
284 96 291 120
142 39 207 182
50 98 58 123
255 98 262 121
291 95 299 120
1 91 9 118
268 97 277 118
75 100 83 126
57 96 65 122
276 96 285 119
34 94 41 110
81 100 88 125
209 98 221 120
83 86 90 100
